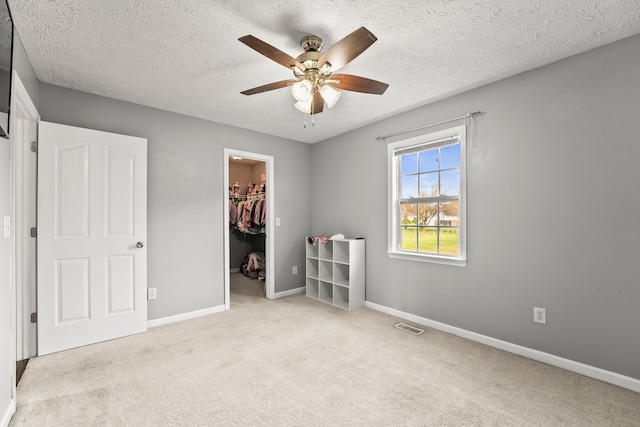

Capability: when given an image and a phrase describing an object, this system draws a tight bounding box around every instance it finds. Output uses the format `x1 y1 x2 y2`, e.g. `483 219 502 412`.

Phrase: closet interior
228 157 267 295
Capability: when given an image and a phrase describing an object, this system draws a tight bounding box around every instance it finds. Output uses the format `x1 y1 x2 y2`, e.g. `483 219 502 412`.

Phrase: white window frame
387 125 467 266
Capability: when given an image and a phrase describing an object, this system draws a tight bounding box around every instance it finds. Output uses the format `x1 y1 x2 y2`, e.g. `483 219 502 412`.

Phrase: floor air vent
395 322 425 335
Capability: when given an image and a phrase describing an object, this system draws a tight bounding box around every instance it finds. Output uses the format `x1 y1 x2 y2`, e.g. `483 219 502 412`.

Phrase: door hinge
30 227 37 238
31 141 38 153
30 312 37 323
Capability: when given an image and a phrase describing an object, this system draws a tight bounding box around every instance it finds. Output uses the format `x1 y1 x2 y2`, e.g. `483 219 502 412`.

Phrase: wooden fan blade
328 74 389 95
239 35 305 71
317 27 377 72
311 92 324 115
241 79 296 96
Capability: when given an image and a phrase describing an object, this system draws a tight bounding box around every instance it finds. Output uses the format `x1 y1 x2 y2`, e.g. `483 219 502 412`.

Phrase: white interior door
37 121 147 355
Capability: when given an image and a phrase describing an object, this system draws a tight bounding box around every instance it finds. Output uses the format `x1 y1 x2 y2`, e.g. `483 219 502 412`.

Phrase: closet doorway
223 149 275 309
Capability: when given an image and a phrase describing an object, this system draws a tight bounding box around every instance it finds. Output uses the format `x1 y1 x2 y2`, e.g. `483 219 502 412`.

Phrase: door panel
55 258 90 323
106 255 135 314
106 147 135 236
38 121 147 355
56 145 89 237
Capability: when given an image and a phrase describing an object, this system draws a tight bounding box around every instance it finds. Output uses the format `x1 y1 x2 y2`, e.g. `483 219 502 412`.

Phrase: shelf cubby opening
306 278 319 299
318 240 334 260
306 258 318 279
333 240 350 264
306 239 319 258
333 285 349 310
319 260 333 282
319 281 333 304
334 263 350 287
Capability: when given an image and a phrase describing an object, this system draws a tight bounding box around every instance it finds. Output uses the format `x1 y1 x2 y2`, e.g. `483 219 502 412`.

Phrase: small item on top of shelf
308 235 331 245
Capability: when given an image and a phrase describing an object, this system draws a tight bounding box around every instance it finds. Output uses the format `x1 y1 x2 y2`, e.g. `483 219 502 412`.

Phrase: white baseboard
1 399 16 427
147 305 226 329
274 286 306 299
365 301 640 393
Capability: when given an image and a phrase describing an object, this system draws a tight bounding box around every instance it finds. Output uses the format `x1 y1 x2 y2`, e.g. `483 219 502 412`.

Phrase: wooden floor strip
16 359 29 385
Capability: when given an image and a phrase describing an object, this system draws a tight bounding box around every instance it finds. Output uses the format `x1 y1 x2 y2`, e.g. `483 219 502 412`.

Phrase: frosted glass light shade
320 85 341 108
291 79 312 102
294 98 312 113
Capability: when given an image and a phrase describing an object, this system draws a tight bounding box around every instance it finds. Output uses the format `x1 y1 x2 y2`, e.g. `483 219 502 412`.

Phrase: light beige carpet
10 274 640 426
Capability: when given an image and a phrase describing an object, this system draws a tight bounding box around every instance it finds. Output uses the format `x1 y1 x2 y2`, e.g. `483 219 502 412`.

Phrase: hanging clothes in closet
229 193 266 234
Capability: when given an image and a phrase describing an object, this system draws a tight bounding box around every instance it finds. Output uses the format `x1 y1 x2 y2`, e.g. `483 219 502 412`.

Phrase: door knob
136 242 144 248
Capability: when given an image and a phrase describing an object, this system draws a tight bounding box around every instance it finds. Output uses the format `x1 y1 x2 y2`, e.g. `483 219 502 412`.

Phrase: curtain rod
375 111 484 141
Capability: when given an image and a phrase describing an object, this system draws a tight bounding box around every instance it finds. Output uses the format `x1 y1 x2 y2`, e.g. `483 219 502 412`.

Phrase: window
387 125 466 266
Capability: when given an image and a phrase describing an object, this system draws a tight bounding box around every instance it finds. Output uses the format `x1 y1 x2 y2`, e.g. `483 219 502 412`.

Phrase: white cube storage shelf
305 238 365 310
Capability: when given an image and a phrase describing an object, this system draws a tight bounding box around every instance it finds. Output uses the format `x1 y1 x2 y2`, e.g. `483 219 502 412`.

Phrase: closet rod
229 194 265 199
375 111 484 141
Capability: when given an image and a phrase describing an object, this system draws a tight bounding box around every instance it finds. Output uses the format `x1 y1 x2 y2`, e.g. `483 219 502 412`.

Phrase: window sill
387 250 467 267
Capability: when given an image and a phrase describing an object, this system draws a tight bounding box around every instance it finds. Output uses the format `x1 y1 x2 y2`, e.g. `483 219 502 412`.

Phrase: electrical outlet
533 307 546 324
292 266 298 275
148 288 157 300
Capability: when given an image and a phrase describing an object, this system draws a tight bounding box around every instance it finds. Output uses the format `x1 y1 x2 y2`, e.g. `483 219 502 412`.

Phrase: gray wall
38 83 311 320
12 31 39 107
311 34 640 380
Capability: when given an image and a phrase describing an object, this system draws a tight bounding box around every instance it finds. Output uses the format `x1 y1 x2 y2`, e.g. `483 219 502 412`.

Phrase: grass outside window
401 227 459 255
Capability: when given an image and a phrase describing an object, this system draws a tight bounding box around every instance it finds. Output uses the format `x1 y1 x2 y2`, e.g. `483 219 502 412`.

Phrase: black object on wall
0 0 13 139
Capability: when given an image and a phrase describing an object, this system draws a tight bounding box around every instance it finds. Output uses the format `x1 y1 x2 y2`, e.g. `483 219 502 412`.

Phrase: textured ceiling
8 0 640 143
0 1 11 71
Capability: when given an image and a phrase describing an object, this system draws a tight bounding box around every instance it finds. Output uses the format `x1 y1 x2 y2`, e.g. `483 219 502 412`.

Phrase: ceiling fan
239 26 389 115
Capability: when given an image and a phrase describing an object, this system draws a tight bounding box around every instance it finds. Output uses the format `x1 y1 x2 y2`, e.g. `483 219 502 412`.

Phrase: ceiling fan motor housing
300 35 323 52
295 51 323 72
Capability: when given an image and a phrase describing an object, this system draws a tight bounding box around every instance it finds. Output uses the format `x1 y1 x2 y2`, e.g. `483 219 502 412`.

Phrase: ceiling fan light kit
239 27 389 117
294 98 312 114
319 85 341 108
291 79 313 102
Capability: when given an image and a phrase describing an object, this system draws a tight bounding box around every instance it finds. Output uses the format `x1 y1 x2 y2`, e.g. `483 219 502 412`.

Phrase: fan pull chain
302 113 315 128
310 95 315 127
